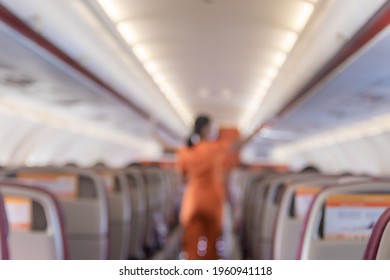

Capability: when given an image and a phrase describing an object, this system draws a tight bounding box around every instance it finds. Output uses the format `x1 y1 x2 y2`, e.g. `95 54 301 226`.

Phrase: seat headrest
0 193 9 260
0 181 70 260
364 207 390 260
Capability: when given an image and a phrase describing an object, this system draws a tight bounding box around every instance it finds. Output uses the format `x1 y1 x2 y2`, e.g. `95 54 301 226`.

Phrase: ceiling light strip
96 0 193 127
240 1 316 132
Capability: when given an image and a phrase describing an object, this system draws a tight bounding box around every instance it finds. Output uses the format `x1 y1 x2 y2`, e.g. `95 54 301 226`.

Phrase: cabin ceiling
0 0 327 145
91 0 320 129
0 0 388 165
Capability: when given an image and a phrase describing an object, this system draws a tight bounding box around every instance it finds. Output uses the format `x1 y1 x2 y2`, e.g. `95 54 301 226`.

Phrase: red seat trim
363 207 390 260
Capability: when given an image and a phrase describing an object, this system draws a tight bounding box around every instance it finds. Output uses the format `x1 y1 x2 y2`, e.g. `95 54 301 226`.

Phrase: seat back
162 168 178 229
156 169 172 239
273 175 369 259
0 192 9 260
2 167 109 260
166 169 182 228
258 173 315 259
95 168 131 260
242 172 265 228
364 207 390 259
242 171 263 228
0 180 68 259
142 167 165 254
125 167 148 259
158 168 176 229
244 172 276 259
234 169 262 226
297 181 390 260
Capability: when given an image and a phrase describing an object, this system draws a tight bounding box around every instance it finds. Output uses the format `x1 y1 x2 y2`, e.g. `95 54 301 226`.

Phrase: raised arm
230 123 267 152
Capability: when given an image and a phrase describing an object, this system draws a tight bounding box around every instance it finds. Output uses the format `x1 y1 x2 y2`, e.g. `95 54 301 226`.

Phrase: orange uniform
177 140 230 260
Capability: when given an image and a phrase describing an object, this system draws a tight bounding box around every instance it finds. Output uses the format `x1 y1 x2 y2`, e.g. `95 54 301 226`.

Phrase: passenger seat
2 167 109 260
364 207 390 259
0 180 69 259
0 191 9 260
124 167 148 259
93 167 131 260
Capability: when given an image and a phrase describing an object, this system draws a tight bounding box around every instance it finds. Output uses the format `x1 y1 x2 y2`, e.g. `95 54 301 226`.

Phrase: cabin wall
271 132 390 176
0 112 161 168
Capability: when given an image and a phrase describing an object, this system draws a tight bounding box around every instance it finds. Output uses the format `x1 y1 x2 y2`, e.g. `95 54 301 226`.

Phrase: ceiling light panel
96 0 193 126
282 32 299 53
273 52 288 67
152 73 167 85
95 0 319 129
292 2 315 32
132 45 150 62
144 61 158 74
96 0 126 22
116 22 138 45
240 1 317 133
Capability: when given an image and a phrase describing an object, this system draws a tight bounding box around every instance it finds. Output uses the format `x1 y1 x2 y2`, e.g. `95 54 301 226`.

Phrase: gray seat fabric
233 169 274 259
0 192 8 260
2 167 109 260
242 172 270 259
125 168 148 259
94 168 131 260
298 181 390 260
273 175 370 259
255 173 313 259
0 181 68 260
141 167 166 256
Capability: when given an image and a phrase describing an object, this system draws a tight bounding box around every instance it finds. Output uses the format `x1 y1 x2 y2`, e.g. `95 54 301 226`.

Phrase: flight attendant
154 115 262 260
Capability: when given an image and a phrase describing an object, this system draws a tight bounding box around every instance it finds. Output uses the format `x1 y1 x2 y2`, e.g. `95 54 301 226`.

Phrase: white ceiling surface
0 0 323 167
0 0 187 133
92 0 322 129
0 0 388 168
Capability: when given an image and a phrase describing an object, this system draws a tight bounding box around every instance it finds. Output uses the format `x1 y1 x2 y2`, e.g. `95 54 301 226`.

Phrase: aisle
222 202 243 260
152 202 243 260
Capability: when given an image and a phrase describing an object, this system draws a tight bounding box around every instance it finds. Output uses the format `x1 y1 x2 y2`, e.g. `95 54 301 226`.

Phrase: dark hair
93 162 106 168
65 162 78 167
126 162 141 168
187 115 210 147
301 165 319 173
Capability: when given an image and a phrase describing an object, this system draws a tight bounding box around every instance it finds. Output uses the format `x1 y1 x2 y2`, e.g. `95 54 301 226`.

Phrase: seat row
236 168 390 260
0 165 182 260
